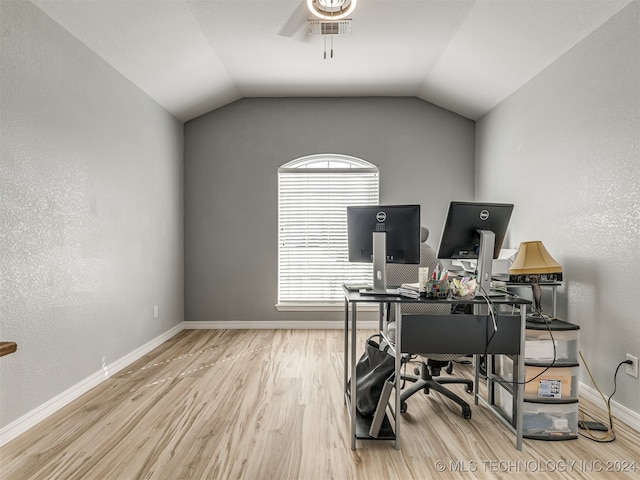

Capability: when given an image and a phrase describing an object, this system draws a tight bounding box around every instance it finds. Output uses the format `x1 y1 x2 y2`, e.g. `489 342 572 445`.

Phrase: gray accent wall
184 97 475 322
1 1 184 429
476 1 639 415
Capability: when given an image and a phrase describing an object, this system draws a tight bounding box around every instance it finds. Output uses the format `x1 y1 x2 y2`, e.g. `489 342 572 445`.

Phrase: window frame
277 154 379 309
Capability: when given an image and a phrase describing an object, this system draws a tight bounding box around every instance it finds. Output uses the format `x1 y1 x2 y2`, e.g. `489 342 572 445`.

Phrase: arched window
278 154 379 304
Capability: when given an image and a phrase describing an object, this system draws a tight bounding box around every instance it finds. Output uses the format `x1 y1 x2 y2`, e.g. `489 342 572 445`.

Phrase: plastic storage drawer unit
524 365 579 401
495 382 514 420
495 354 516 382
493 359 579 400
524 320 579 364
523 401 578 440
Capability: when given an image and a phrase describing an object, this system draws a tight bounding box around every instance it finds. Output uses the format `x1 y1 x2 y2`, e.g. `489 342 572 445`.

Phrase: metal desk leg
394 303 402 450
473 354 480 405
473 303 488 406
486 354 494 406
350 302 358 450
344 297 349 406
515 306 526 450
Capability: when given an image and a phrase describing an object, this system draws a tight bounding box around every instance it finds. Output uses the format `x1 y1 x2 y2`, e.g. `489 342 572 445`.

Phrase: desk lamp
508 241 562 323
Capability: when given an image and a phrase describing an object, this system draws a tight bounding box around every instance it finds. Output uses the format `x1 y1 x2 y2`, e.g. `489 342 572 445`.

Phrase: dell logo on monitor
480 209 490 221
376 211 387 222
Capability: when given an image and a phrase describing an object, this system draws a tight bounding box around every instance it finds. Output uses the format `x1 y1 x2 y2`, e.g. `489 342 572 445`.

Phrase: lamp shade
509 241 562 275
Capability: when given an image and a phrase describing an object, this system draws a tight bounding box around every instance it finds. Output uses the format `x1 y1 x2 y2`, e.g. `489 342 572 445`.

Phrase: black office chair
386 226 473 419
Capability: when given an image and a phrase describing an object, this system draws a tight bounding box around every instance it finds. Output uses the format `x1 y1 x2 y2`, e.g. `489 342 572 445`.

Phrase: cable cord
512 294 559 385
476 284 553 383
501 322 557 386
518 316 558 385
577 352 629 443
475 285 497 370
477 284 498 332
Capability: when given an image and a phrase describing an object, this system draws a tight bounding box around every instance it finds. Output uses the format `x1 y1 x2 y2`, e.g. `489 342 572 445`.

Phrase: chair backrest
387 226 462 360
386 226 450 320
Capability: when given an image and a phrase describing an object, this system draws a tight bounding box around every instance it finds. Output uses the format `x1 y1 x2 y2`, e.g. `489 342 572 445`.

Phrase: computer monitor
437 201 514 296
347 204 420 293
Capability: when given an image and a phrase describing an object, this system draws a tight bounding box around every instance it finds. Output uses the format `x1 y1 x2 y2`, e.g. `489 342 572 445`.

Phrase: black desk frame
343 286 531 450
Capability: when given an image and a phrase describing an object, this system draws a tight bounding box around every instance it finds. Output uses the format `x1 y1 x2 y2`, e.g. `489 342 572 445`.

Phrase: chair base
400 362 473 419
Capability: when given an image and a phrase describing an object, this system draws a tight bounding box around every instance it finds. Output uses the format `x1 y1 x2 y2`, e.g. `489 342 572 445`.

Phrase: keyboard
359 288 400 296
344 283 371 291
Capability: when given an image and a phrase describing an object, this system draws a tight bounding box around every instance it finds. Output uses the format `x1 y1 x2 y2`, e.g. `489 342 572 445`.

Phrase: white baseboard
0 323 184 448
183 320 379 330
579 382 640 433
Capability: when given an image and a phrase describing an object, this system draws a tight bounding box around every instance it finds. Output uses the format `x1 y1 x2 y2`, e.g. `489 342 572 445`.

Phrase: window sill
275 303 379 312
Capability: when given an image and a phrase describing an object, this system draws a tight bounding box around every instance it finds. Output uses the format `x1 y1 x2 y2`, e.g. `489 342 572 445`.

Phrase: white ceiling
31 0 633 122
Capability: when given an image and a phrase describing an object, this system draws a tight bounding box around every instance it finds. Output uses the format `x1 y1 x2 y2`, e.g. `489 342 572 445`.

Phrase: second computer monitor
437 201 514 260
437 201 514 297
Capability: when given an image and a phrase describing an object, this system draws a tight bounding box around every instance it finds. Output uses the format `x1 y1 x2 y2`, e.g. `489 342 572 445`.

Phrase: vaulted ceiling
32 0 633 122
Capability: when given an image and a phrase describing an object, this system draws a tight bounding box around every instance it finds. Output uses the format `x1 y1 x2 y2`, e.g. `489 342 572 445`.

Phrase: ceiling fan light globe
307 0 357 20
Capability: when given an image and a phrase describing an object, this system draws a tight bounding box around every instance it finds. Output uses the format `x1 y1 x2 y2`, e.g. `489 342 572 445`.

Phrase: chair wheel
466 387 473 394
400 401 408 414
413 367 420 375
445 363 453 375
463 407 472 419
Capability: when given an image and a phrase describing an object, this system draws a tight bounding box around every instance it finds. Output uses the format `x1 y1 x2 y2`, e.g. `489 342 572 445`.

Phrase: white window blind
278 155 379 303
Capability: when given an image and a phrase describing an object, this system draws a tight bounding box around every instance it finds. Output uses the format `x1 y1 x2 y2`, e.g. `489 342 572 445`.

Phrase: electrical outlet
626 354 639 378
153 305 159 319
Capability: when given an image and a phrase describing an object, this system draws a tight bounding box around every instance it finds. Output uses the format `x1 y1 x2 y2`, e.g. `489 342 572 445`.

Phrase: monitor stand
372 231 387 293
475 229 495 299
359 231 398 295
474 230 496 317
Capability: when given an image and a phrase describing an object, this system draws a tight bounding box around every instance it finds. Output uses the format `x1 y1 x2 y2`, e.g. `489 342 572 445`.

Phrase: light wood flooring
1 329 638 480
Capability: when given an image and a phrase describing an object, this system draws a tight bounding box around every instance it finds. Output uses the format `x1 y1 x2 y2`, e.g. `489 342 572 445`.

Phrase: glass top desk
342 285 531 451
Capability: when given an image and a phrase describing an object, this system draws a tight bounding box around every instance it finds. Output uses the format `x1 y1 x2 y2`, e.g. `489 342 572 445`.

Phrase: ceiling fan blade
278 1 309 38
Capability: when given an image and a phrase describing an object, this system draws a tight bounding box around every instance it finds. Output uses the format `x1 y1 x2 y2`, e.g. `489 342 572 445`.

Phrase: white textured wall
0 1 184 429
476 1 639 415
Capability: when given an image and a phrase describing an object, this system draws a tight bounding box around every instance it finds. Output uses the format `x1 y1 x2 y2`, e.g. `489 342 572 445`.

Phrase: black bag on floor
350 334 395 417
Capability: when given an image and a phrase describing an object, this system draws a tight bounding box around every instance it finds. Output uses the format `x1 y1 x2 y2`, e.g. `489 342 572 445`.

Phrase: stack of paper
398 287 420 298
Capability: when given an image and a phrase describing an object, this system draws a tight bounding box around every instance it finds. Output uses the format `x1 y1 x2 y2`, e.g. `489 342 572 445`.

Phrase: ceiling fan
278 0 357 39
